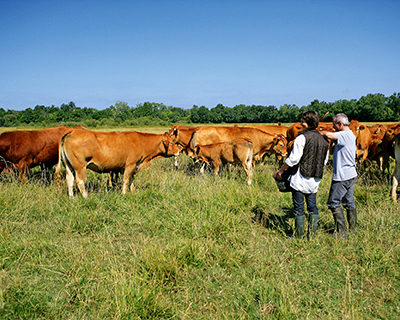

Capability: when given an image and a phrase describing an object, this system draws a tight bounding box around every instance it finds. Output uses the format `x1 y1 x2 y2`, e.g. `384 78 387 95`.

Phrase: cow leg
174 155 179 168
242 162 253 185
392 161 400 203
122 167 135 194
212 160 221 176
54 161 62 184
17 164 29 184
75 168 88 198
107 173 113 187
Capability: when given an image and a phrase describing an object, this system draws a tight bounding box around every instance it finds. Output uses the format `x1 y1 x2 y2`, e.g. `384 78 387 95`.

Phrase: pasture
0 125 399 319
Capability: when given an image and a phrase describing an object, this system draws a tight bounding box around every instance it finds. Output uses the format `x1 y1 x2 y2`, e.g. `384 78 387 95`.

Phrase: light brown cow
194 138 253 185
243 124 289 164
0 126 84 182
349 120 372 164
189 126 288 163
56 129 181 198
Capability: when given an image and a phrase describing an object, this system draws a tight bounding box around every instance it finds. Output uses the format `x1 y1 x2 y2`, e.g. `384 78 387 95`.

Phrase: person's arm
320 130 338 141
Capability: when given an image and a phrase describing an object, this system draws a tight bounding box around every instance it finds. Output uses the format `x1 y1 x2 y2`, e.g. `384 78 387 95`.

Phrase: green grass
0 153 399 319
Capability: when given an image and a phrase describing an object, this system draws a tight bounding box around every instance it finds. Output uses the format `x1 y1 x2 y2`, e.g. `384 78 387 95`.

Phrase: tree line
1 92 399 127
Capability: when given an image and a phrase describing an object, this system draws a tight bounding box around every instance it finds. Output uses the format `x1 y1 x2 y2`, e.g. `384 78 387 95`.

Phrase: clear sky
1 0 399 111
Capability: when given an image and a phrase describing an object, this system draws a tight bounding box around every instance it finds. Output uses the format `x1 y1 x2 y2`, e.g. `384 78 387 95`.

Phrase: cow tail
55 132 70 184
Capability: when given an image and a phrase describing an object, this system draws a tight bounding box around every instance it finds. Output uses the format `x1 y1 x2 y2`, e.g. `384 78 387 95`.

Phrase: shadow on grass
251 205 336 237
251 205 294 237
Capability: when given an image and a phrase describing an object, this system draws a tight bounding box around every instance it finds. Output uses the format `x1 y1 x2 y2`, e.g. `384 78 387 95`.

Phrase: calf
194 138 253 185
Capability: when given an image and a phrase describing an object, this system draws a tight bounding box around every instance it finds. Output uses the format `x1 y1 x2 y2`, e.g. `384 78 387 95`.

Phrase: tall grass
0 152 399 319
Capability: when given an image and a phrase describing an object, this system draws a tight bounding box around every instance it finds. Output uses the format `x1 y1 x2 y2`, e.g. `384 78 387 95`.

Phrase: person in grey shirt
321 113 357 239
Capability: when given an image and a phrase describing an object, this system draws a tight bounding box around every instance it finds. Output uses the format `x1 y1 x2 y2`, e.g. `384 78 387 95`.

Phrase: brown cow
194 138 253 185
349 120 372 165
189 126 288 163
56 129 181 198
367 133 385 170
286 122 333 153
0 126 84 182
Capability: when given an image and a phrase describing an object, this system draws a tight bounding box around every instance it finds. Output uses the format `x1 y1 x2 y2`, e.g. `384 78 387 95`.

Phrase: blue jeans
327 177 356 210
291 189 319 217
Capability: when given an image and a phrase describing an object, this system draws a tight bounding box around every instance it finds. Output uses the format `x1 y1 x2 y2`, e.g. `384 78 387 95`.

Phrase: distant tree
196 106 210 123
387 92 400 121
356 93 391 121
18 108 36 124
133 102 155 118
209 104 226 123
113 101 131 121
277 104 300 123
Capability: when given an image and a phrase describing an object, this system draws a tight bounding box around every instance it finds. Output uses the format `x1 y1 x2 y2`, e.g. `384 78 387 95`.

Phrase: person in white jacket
275 110 329 239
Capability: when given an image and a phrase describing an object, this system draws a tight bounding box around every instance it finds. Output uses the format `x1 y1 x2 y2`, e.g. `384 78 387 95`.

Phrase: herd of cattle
0 121 399 202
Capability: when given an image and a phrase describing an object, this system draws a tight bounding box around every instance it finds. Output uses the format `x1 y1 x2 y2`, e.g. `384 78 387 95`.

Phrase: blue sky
1 0 399 111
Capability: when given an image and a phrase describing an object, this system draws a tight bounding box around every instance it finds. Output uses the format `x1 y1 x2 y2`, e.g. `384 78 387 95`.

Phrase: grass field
0 125 399 319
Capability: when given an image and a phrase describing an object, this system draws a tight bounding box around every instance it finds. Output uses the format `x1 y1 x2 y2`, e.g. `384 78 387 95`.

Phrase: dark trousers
327 177 356 210
292 189 318 217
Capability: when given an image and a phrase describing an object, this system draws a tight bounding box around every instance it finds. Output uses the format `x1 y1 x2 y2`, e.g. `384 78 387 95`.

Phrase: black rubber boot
294 215 305 239
346 208 357 234
332 207 347 239
308 213 319 240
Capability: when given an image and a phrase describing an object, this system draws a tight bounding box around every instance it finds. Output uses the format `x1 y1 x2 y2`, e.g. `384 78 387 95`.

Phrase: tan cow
56 129 181 198
243 124 289 164
168 125 199 163
194 138 253 185
189 126 288 163
243 124 288 136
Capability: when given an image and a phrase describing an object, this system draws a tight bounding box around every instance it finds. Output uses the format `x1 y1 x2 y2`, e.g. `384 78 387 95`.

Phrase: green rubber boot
308 213 319 240
346 208 357 234
332 207 347 240
294 215 305 239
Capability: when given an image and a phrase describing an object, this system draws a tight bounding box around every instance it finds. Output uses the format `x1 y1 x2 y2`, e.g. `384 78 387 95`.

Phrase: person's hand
272 171 283 181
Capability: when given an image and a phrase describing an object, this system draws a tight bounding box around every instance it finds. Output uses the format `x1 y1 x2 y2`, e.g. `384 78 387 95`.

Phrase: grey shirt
332 129 357 181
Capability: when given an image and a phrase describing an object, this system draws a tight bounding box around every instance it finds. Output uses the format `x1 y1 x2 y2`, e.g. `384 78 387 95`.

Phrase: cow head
272 134 288 157
162 132 181 156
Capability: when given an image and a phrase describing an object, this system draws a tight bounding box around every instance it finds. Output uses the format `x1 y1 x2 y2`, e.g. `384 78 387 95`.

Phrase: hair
334 113 350 126
299 110 319 130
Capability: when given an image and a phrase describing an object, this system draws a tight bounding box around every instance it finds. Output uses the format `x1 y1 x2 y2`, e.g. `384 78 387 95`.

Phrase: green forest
1 92 399 127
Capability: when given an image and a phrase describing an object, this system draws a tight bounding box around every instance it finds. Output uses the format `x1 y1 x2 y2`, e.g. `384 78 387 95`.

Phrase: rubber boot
294 215 305 239
346 208 357 234
332 207 347 239
308 213 319 240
